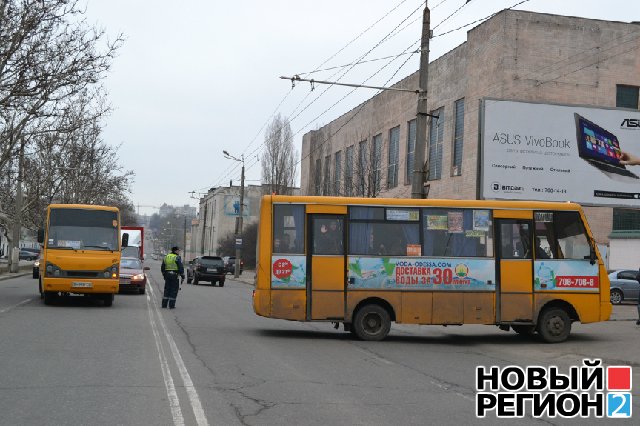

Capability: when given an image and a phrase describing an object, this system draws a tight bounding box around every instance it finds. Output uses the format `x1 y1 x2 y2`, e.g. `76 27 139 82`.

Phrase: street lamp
223 150 245 279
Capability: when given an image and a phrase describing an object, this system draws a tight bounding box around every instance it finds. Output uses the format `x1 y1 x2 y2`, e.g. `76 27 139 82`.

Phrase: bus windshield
47 208 119 251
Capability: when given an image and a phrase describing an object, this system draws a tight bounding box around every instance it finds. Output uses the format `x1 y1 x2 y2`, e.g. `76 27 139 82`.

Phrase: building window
387 126 400 189
345 145 354 197
406 119 416 183
452 99 464 176
358 140 368 196
314 158 321 195
428 107 444 180
334 151 342 195
323 155 331 195
372 133 382 194
613 208 640 231
616 85 639 109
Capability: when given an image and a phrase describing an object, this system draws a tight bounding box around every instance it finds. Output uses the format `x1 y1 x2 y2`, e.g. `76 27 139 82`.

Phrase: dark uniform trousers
162 271 180 308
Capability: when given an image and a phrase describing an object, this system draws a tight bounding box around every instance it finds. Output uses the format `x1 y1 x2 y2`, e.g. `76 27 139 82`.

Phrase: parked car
187 256 225 286
222 256 243 275
609 269 639 304
19 249 39 261
119 257 150 294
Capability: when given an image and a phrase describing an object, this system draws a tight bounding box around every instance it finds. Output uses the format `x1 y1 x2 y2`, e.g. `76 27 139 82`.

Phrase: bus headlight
45 262 61 277
103 264 118 279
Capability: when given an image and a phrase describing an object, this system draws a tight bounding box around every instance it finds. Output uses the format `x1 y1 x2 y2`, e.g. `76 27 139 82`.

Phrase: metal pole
411 5 430 199
183 216 187 261
235 157 245 278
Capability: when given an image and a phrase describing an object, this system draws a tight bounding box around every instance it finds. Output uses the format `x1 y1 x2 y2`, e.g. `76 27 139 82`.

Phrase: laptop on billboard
574 113 639 180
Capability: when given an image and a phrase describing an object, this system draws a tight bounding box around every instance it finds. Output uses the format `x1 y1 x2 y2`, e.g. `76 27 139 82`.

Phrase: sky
82 0 639 216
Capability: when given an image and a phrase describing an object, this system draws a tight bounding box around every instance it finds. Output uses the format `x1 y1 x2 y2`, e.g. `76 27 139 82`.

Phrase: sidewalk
608 303 639 321
0 264 33 281
231 270 255 287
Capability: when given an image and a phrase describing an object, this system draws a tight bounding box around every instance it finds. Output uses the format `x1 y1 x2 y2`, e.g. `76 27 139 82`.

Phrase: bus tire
537 308 571 343
102 294 114 307
512 325 535 336
352 304 391 341
43 292 56 305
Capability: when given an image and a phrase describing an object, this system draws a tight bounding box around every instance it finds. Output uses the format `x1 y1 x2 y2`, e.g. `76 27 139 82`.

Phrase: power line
207 0 423 189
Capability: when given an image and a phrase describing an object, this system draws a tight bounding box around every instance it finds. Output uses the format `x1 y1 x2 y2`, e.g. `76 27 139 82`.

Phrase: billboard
481 99 640 207
223 195 250 216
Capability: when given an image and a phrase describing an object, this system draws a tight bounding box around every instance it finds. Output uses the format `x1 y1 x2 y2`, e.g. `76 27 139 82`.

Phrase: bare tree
0 0 130 253
261 114 298 195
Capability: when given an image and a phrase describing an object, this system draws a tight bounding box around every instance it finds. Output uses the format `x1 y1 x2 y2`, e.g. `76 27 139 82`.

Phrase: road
0 261 638 426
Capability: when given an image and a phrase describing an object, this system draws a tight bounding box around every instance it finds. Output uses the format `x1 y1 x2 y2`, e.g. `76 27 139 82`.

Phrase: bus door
495 213 534 323
307 208 347 321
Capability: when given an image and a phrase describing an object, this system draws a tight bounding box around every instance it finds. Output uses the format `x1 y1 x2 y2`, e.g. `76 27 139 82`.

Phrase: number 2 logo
607 393 632 418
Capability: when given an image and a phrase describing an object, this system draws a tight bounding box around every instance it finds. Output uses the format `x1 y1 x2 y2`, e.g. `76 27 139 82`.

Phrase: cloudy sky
82 0 638 215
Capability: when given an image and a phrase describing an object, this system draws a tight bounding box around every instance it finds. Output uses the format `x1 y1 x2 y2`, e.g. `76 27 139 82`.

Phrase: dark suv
187 256 225 286
223 256 243 275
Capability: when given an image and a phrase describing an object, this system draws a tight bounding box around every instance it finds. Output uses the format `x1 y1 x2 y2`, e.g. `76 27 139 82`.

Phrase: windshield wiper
82 245 114 251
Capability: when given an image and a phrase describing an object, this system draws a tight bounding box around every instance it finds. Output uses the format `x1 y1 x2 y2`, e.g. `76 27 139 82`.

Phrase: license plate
207 268 216 272
72 281 93 288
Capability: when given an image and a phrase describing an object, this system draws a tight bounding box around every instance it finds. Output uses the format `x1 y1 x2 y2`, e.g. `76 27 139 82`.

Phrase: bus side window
273 205 305 255
499 222 532 259
553 211 591 260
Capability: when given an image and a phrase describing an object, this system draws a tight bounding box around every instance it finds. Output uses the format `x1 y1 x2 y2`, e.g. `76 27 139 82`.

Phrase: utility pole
411 4 431 199
223 150 244 279
236 157 245 279
183 215 187 261
10 140 25 273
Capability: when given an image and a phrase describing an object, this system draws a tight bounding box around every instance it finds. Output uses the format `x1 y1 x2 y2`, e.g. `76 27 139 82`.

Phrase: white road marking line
148 281 210 426
0 298 32 314
146 291 185 426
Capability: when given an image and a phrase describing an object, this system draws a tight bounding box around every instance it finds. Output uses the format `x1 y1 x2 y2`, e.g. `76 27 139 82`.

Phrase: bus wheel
512 325 535 336
102 294 114 307
537 308 571 343
353 304 391 341
43 292 56 305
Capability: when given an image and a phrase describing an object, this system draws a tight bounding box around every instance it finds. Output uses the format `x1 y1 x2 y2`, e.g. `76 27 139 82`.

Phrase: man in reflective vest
161 246 185 309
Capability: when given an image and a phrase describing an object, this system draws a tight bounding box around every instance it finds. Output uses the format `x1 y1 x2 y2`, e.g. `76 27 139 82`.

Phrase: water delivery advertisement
481 99 640 207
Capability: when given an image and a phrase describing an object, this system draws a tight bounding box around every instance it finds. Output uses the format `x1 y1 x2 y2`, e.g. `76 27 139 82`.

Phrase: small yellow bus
253 196 611 342
37 204 128 306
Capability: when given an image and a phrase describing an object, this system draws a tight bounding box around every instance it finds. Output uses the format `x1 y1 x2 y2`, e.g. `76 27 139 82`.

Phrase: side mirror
122 233 129 248
37 229 45 244
143 266 151 271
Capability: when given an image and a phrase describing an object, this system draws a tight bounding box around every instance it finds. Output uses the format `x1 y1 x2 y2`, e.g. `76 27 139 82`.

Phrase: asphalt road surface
0 262 638 426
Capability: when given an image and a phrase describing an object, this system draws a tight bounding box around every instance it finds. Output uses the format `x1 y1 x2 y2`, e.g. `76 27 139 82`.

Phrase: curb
0 271 32 282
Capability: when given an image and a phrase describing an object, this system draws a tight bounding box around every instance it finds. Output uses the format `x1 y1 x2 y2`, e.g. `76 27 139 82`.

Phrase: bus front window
48 209 118 251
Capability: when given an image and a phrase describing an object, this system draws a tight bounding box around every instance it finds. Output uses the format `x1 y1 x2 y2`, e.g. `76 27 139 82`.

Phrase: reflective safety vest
164 253 179 271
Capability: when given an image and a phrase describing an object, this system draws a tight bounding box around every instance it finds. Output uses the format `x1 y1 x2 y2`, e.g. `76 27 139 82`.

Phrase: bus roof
47 204 120 212
265 195 583 211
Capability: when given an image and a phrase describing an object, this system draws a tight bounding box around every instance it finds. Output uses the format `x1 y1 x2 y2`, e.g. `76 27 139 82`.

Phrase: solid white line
146 291 185 426
148 281 210 426
0 298 32 314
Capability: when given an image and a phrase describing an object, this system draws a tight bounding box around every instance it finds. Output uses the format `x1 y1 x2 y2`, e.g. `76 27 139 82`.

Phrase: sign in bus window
422 208 493 257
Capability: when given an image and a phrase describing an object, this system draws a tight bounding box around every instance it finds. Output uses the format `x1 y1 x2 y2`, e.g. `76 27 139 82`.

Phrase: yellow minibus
38 204 128 306
253 196 611 343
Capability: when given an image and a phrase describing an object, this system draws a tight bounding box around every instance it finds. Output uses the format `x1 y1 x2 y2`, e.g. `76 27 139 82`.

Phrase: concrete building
192 185 264 257
301 9 640 269
192 184 301 257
